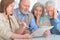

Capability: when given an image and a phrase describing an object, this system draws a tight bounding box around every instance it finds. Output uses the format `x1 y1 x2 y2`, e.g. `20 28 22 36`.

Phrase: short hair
19 0 22 3
19 0 30 4
45 0 55 7
31 2 45 16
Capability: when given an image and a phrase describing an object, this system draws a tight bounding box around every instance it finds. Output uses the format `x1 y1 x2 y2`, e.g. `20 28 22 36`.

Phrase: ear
4 7 7 15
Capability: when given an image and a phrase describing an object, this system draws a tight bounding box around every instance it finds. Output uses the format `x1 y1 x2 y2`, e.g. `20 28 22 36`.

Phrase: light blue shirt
39 15 50 26
15 8 38 33
50 11 60 35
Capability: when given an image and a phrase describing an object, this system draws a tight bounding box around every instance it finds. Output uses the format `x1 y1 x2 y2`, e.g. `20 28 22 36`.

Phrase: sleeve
54 18 60 32
0 19 13 39
54 18 60 24
54 12 60 24
50 17 60 33
29 18 38 33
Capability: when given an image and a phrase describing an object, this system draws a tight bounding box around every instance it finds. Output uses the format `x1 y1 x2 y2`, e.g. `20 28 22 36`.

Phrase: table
14 35 60 40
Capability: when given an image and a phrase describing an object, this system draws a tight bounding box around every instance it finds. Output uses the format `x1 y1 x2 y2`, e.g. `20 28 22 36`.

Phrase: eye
39 10 42 12
10 3 14 7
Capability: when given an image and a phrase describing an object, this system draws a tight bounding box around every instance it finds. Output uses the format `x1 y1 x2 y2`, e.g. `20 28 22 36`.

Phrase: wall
0 0 60 11
15 0 37 11
38 0 60 11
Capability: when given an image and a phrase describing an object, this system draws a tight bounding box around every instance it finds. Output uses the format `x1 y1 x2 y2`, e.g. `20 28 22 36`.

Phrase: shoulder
28 12 34 18
14 8 22 15
0 13 5 26
28 12 35 21
0 13 4 20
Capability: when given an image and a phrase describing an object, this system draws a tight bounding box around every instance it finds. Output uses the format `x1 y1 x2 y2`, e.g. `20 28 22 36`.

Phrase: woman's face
6 2 14 15
34 6 43 17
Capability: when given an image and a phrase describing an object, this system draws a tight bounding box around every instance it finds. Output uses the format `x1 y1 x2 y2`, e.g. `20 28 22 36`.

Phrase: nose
26 6 29 10
25 7 29 12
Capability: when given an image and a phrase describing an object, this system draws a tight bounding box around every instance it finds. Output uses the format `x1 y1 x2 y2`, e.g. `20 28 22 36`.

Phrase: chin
9 12 13 15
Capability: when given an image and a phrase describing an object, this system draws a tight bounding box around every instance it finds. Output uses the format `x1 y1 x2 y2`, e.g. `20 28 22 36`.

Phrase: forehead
35 6 43 10
21 0 30 5
8 2 14 7
46 6 54 10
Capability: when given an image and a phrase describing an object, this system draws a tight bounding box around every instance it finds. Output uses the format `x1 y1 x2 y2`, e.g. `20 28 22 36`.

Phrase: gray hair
45 0 55 7
19 0 22 3
31 2 44 16
19 0 30 3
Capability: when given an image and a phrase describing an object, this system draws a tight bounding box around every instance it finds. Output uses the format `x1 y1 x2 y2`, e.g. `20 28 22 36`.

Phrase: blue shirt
15 8 38 33
50 11 60 35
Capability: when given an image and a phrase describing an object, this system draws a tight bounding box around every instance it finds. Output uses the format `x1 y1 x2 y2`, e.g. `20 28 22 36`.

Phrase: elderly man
14 0 51 37
45 1 60 34
14 0 38 34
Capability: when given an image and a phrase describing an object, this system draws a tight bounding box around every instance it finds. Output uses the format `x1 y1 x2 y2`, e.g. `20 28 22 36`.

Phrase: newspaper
31 26 54 38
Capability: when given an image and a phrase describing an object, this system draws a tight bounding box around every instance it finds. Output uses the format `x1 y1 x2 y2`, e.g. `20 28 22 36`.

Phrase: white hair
45 0 56 7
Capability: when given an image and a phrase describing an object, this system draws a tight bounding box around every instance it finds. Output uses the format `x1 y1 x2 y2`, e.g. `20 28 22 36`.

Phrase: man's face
46 6 54 18
19 0 30 14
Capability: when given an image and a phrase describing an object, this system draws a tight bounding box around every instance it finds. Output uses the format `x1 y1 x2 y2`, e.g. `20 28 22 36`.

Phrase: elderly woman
31 2 51 37
31 2 51 27
0 0 32 40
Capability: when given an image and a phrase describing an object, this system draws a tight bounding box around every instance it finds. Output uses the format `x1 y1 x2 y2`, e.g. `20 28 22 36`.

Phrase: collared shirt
15 8 38 33
50 11 60 35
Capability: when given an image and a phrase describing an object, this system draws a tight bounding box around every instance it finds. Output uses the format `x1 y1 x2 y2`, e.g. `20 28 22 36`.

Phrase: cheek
23 7 29 12
48 11 53 15
48 12 53 16
7 7 11 12
6 7 13 15
21 5 25 10
21 6 25 12
34 11 37 16
39 12 42 15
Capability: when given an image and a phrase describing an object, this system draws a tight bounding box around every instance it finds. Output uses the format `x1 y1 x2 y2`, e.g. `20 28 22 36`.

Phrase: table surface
14 35 60 40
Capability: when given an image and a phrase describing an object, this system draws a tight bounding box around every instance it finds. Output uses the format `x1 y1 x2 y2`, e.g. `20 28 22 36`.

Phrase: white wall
38 0 49 6
0 0 37 11
15 0 37 11
38 0 60 11
0 0 60 11
14 0 20 9
29 0 37 11
55 0 60 11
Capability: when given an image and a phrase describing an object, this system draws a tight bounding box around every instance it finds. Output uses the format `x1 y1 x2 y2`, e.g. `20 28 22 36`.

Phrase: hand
54 8 58 19
36 15 40 21
20 22 29 29
36 15 41 27
18 22 29 34
22 30 30 34
43 30 50 37
23 34 33 39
